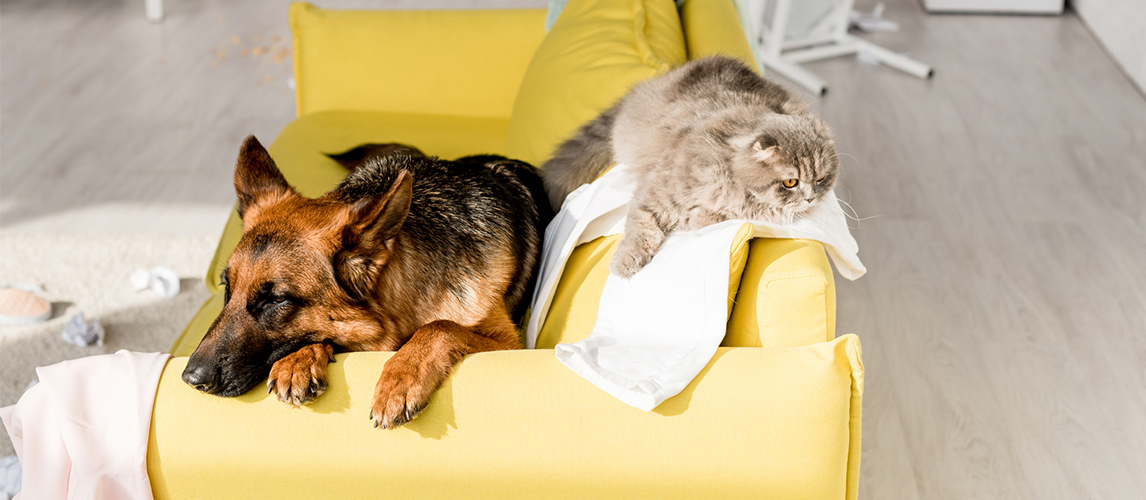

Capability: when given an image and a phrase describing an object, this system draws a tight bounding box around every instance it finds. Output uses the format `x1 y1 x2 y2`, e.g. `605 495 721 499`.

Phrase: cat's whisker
836 198 860 220
842 186 854 204
834 198 883 229
836 152 859 166
836 198 881 222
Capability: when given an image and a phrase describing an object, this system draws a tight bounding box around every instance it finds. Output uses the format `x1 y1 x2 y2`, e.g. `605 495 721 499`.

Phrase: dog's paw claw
268 344 332 407
370 360 440 429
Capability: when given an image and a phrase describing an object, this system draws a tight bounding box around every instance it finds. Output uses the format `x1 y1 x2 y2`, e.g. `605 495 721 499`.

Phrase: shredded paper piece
61 311 104 347
130 266 180 298
0 455 19 500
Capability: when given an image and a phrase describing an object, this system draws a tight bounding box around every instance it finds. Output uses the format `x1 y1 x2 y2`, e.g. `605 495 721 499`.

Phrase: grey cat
541 55 839 277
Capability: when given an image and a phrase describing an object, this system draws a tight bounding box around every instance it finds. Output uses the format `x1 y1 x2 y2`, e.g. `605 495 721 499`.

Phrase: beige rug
0 232 219 456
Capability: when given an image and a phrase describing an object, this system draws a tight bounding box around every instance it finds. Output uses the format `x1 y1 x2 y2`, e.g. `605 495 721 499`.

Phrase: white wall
1071 0 1146 93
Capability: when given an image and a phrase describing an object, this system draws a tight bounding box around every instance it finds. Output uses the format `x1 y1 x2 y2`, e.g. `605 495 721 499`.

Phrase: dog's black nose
182 363 219 393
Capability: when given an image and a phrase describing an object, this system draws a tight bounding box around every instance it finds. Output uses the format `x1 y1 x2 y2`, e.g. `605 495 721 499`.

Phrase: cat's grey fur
541 56 839 277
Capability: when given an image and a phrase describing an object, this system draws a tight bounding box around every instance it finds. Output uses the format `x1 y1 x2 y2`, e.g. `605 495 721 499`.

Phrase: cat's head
732 114 838 221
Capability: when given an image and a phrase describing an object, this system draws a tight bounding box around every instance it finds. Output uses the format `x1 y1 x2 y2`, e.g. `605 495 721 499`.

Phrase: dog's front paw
268 343 335 407
369 357 441 429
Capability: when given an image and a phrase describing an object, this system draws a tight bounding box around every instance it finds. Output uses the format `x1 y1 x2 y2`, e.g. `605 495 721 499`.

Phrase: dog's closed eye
261 293 295 310
259 295 289 309
220 268 231 303
247 281 300 318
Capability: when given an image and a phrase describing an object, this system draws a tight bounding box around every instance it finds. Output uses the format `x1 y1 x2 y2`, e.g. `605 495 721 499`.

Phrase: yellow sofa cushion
290 3 547 118
536 233 836 349
679 0 760 66
150 335 863 500
503 0 688 167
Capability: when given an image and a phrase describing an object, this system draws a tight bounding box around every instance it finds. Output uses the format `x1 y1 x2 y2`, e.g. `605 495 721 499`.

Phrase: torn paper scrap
130 266 181 298
0 454 20 500
61 311 104 347
130 269 151 291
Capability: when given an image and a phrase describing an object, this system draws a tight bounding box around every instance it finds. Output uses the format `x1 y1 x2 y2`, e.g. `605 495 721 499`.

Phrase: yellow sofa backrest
679 0 759 64
288 0 758 122
290 3 547 119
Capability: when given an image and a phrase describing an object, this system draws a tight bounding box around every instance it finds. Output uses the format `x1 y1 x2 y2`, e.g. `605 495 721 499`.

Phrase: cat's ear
752 136 781 163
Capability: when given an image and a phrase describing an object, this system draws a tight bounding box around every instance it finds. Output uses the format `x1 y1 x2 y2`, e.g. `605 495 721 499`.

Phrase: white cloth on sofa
0 351 170 500
526 163 864 411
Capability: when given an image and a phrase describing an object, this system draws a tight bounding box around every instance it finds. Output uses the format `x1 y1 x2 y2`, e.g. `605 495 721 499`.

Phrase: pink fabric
0 351 170 500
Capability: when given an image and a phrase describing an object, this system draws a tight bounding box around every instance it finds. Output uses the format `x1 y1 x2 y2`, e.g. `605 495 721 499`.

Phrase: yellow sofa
148 1 864 498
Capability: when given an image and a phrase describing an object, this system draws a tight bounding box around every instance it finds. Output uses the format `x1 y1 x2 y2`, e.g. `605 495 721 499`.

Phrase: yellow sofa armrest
536 235 835 350
149 337 863 499
290 3 548 118
680 0 759 68
725 238 837 348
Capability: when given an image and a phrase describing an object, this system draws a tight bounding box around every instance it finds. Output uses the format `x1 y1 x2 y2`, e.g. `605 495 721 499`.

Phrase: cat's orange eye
782 179 799 188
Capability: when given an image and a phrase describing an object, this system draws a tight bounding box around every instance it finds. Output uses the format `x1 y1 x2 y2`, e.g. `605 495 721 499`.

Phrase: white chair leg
784 40 859 64
748 0 933 92
848 35 934 79
146 0 164 23
760 55 828 95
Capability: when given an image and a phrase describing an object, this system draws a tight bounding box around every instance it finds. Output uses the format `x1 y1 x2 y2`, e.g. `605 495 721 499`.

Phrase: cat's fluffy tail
540 103 620 211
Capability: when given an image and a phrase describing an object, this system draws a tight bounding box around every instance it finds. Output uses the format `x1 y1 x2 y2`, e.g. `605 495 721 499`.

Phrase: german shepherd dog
182 136 549 429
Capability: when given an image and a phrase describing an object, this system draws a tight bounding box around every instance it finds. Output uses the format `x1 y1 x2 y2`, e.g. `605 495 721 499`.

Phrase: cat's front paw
610 245 652 278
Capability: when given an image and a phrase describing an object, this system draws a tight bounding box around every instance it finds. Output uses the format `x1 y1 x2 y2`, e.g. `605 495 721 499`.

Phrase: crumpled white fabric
0 351 170 500
526 163 865 411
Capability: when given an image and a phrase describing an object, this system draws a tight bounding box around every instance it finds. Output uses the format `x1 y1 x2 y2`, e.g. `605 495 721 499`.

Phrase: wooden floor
802 1 1146 498
4 0 1146 497
0 0 547 234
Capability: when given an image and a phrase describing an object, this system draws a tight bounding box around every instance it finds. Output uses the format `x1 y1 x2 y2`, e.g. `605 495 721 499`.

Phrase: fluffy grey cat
541 55 839 277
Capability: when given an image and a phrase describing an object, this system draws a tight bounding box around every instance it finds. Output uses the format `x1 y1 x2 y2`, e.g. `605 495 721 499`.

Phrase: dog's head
182 136 412 397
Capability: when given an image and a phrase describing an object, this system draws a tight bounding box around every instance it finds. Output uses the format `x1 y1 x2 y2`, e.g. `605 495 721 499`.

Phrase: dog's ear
334 170 413 300
234 135 296 218
346 169 412 250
